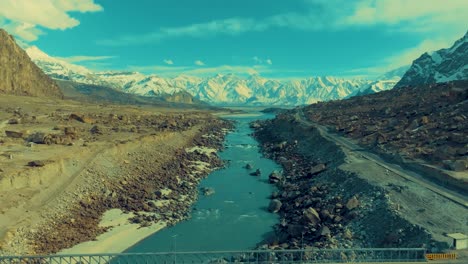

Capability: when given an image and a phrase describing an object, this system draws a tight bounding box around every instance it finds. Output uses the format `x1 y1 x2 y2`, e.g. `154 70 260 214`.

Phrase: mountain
26 45 407 106
0 29 63 98
395 32 468 88
353 66 410 96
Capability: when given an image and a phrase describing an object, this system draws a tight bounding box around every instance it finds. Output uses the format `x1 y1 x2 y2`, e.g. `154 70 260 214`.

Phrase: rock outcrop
0 29 63 98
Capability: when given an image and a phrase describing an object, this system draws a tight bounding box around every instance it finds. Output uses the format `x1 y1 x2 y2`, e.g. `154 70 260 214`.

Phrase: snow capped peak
26 46 51 60
28 44 402 106
395 31 467 88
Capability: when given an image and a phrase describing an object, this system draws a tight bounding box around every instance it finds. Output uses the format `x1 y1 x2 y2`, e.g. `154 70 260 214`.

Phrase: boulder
303 207 321 226
345 196 360 210
287 224 304 237
69 113 93 124
28 160 46 167
308 164 326 176
268 171 282 184
200 187 215 196
319 226 331 237
7 118 20 124
268 199 282 213
5 130 26 138
444 160 467 171
90 125 103 135
244 163 253 170
250 169 261 176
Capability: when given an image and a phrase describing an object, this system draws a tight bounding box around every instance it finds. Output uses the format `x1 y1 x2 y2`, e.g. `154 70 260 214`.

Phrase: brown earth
0 94 233 255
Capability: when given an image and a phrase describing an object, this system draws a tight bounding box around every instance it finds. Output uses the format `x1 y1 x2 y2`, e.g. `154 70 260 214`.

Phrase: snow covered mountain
26 45 403 105
395 31 468 88
352 66 410 96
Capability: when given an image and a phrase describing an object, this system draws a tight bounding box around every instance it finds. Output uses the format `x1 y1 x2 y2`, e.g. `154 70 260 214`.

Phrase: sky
0 0 467 79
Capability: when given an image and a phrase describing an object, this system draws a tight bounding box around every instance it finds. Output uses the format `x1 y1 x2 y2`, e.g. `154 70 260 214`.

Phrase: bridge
0 248 430 263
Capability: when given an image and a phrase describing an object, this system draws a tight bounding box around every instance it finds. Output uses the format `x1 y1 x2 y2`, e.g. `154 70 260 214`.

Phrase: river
125 112 280 252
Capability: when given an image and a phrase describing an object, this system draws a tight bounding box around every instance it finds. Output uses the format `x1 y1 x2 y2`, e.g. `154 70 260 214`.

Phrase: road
295 110 468 209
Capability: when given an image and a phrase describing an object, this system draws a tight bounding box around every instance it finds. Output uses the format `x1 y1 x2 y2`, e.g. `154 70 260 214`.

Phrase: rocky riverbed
251 114 448 251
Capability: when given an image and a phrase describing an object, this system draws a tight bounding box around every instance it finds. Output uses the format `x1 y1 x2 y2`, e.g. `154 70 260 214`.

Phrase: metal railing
0 248 427 263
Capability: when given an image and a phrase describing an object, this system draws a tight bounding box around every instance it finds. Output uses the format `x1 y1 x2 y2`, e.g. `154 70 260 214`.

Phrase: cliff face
0 29 63 98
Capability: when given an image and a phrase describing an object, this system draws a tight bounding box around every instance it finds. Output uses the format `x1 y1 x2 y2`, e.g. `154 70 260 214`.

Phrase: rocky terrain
302 81 467 179
0 94 233 254
0 29 62 99
252 112 466 252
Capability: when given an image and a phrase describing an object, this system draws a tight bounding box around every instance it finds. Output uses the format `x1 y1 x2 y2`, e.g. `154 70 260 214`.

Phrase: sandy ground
58 209 167 254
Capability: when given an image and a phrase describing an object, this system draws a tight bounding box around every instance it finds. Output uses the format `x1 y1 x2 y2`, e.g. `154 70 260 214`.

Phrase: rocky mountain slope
0 29 63 98
26 46 405 106
303 80 468 175
395 32 468 88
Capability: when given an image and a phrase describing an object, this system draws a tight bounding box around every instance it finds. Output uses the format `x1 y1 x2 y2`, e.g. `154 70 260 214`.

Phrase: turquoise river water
125 113 280 252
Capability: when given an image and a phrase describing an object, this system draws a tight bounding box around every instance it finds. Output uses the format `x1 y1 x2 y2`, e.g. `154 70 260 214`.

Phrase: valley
0 2 467 261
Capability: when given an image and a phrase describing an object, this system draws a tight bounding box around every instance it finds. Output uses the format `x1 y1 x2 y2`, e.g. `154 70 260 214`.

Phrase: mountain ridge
26 45 406 105
395 32 468 88
0 29 63 98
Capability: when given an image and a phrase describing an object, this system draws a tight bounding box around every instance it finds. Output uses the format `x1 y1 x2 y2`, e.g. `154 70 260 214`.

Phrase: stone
319 226 331 237
64 127 78 136
287 224 304 237
345 196 360 210
268 171 282 184
28 132 47 144
200 187 215 196
69 113 93 124
421 116 429 124
28 160 46 167
5 130 25 138
268 199 282 213
308 164 326 176
250 169 261 176
7 118 20 124
303 207 321 226
444 160 467 171
244 163 253 170
90 125 103 134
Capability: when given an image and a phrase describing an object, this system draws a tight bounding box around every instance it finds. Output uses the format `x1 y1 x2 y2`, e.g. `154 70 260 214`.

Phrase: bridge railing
0 248 427 263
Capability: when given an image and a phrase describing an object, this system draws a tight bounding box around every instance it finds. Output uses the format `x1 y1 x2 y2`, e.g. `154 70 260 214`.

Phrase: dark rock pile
252 116 433 250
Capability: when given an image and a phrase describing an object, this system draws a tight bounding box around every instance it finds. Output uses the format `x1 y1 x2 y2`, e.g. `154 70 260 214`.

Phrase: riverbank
252 113 466 251
0 95 233 255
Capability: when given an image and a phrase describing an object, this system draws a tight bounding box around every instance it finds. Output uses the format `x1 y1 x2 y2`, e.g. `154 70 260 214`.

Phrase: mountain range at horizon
25 44 406 106
18 30 468 106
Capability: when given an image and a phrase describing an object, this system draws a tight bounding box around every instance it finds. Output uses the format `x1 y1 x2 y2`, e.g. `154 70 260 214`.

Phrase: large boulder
268 199 282 213
345 196 360 210
308 164 326 176
303 207 321 226
268 171 282 184
5 130 26 138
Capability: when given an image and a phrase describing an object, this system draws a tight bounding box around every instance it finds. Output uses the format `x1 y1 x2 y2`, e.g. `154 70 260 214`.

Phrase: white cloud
253 56 272 65
194 60 205 66
98 0 467 46
163 59 174 65
56 55 115 63
0 0 103 41
127 64 270 78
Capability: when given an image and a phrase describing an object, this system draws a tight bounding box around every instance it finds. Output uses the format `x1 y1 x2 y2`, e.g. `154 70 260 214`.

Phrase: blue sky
0 0 467 79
